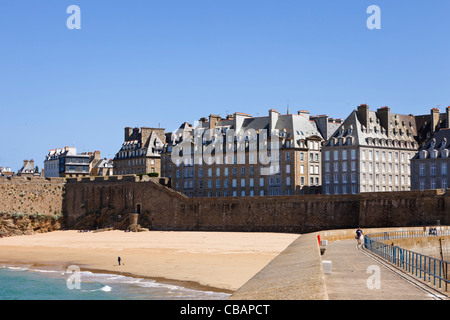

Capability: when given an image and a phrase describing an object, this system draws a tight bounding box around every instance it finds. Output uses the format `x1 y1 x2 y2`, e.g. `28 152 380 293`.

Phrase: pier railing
364 229 450 292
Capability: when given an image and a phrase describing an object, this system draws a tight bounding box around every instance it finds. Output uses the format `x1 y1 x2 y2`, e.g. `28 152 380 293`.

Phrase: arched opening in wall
136 204 142 215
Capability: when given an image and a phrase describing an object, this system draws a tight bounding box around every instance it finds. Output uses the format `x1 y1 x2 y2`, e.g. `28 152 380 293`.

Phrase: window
442 163 447 175
431 179 436 189
419 164 425 176
342 150 347 160
431 164 437 176
325 151 330 161
334 185 339 194
420 180 425 191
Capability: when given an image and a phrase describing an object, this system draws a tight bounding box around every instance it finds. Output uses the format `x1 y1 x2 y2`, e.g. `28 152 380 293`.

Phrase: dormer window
430 139 436 149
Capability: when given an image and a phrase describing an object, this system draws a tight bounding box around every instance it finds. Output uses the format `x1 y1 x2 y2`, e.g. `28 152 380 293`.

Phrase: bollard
317 234 321 245
322 260 332 274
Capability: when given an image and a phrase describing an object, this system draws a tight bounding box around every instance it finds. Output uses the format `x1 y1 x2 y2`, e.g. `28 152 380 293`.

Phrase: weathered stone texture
63 176 450 233
0 176 65 216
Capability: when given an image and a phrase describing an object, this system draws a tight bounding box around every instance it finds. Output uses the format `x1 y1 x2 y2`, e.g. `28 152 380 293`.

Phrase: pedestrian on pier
356 228 364 246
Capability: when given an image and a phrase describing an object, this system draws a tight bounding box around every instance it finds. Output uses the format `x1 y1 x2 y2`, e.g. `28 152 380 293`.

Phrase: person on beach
356 228 364 246
118 256 121 266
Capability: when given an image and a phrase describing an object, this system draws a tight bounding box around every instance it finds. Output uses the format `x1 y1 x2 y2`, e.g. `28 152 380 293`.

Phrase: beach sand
0 230 299 293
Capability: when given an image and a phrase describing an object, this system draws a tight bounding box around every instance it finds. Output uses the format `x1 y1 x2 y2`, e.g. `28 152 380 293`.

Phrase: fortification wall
63 176 450 233
0 176 65 217
2 175 450 234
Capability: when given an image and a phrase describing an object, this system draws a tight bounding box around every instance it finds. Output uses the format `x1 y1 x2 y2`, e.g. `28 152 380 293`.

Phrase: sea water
0 265 231 300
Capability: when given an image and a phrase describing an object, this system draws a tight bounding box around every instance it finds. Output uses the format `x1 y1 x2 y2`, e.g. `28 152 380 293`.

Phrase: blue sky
1 0 450 171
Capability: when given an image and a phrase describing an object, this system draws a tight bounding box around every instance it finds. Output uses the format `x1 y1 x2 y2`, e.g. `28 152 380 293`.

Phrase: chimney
431 108 440 134
209 114 221 131
446 107 450 129
357 104 370 129
125 127 133 141
23 160 28 169
29 160 34 169
297 110 310 117
377 106 391 136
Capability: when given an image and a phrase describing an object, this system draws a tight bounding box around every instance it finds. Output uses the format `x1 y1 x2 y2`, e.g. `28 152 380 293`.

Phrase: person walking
356 228 364 246
118 256 121 266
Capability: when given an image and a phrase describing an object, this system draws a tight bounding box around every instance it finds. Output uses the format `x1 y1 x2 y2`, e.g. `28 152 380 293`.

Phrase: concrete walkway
322 239 444 300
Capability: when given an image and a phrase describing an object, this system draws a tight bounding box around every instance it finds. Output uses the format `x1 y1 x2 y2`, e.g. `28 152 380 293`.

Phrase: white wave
100 285 112 292
4 266 29 271
81 285 112 293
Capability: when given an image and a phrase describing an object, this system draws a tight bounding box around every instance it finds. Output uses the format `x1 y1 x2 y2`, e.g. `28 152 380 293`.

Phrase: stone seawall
0 176 65 217
1 175 450 234
63 176 450 233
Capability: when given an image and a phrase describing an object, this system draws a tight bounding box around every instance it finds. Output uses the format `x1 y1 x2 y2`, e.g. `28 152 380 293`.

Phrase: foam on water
0 265 231 300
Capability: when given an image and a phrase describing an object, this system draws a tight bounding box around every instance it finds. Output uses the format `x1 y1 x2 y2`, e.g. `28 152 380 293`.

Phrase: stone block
322 260 332 274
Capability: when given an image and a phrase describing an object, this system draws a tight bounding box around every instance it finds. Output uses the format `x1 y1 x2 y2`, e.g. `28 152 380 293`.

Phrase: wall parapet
230 232 328 300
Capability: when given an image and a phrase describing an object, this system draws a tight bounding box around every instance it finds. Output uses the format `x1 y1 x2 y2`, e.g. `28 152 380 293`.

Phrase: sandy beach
0 230 299 293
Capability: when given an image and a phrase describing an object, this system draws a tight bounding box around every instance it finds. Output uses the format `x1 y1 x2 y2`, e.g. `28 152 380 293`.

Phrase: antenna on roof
287 99 290 115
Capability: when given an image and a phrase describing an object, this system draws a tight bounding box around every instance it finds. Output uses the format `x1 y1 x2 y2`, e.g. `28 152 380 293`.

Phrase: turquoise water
0 266 231 300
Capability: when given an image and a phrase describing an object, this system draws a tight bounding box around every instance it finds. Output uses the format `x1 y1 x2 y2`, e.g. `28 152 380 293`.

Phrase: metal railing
364 229 450 292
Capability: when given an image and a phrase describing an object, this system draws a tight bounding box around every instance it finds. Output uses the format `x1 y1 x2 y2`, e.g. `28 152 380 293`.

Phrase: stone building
321 104 419 194
17 160 38 177
411 127 450 191
162 109 340 197
90 158 114 176
88 151 113 176
0 167 14 177
113 127 165 176
44 147 90 178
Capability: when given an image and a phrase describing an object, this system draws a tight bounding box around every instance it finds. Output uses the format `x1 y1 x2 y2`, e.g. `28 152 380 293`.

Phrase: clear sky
1 0 450 171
